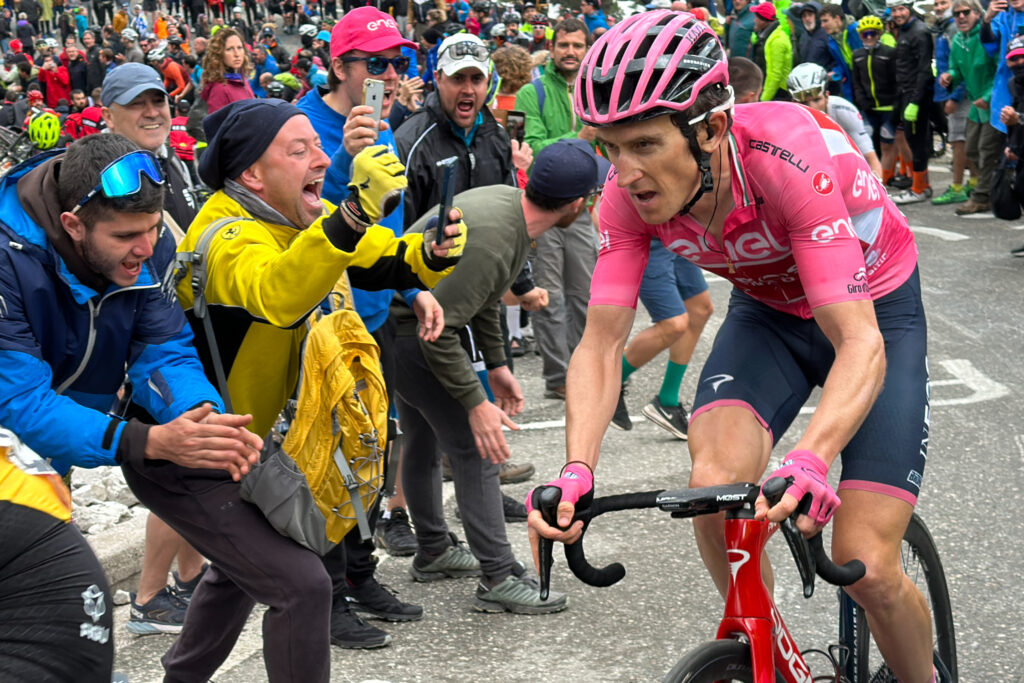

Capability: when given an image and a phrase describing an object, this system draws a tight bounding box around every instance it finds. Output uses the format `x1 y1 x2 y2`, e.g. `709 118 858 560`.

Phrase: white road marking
956 212 996 220
510 359 1007 431
910 225 970 241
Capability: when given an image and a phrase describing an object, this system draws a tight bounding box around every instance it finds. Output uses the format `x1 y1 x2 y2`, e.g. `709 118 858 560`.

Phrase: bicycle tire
664 639 784 683
852 513 958 683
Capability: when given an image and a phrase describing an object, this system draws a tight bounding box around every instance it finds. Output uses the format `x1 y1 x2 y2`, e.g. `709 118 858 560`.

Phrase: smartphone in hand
435 156 459 246
506 110 526 144
363 78 385 139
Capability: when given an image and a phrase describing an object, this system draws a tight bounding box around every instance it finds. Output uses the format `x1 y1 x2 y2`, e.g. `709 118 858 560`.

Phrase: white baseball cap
436 34 491 77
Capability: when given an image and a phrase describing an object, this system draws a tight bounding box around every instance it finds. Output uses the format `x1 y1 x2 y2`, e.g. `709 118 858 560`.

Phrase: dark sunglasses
73 150 165 215
340 55 410 75
860 30 880 38
953 8 972 16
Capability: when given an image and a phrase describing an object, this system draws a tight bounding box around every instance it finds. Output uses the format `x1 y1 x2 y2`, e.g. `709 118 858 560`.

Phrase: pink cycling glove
765 450 841 525
525 462 594 515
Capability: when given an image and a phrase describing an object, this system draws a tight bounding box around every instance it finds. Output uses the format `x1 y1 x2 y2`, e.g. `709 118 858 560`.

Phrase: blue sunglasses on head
73 150 165 214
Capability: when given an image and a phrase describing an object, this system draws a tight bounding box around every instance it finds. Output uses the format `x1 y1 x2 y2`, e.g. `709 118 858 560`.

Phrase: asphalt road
111 164 1024 682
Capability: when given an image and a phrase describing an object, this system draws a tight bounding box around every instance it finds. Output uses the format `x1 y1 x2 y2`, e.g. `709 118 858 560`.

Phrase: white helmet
786 62 828 100
885 0 914 7
298 23 317 37
121 27 139 42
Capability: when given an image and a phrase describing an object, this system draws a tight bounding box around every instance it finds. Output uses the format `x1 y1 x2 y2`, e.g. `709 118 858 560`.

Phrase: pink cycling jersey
591 102 919 319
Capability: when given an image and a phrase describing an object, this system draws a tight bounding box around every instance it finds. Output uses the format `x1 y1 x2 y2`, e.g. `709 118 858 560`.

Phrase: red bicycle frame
717 516 811 683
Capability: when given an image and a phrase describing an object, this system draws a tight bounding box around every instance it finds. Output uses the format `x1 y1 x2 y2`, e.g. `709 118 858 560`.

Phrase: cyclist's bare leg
832 489 933 683
688 405 773 599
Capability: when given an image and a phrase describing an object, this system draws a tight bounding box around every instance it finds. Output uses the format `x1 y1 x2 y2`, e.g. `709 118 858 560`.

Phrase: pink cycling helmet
574 10 729 126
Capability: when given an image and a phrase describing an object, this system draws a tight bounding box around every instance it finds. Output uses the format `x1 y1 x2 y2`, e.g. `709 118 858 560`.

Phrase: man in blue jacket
0 134 264 678
981 0 1024 135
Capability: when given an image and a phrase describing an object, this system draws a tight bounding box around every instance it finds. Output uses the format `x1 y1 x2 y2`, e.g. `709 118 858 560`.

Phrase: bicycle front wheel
664 639 783 683
852 513 958 683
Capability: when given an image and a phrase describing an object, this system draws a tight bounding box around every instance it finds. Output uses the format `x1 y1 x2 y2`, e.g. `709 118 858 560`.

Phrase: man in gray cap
101 61 198 230
391 139 609 615
97 60 209 637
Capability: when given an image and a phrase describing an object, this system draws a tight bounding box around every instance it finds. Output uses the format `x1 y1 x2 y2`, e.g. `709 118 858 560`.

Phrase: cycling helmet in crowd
857 14 884 32
298 23 317 37
121 27 139 42
473 1 492 12
28 112 61 150
502 10 521 23
490 22 506 38
574 10 730 127
147 45 167 62
45 37 60 49
786 62 828 101
885 0 913 6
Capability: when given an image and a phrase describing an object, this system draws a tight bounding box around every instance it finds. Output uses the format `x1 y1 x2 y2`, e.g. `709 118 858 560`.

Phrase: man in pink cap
296 5 433 651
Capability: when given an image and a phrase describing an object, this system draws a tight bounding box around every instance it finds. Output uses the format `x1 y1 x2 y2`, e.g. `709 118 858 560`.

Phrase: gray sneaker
410 535 481 582
473 574 568 615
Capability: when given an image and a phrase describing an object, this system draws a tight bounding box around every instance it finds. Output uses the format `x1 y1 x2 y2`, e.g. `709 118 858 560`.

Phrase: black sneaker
503 493 528 522
373 507 418 557
330 603 392 649
346 577 423 622
126 587 187 635
610 383 632 431
641 396 689 440
170 562 210 604
888 173 912 190
1012 244 1024 257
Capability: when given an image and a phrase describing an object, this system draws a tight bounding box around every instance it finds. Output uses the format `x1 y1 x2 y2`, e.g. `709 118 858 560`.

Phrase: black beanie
199 98 305 190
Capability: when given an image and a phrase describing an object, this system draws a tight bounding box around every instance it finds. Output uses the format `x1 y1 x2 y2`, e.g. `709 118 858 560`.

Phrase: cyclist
787 61 884 178
527 11 936 683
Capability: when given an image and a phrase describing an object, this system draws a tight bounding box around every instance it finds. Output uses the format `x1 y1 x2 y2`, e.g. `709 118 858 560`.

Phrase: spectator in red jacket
38 54 72 108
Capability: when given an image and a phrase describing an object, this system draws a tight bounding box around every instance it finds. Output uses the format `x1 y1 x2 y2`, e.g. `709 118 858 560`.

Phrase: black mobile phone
506 110 526 144
435 156 459 246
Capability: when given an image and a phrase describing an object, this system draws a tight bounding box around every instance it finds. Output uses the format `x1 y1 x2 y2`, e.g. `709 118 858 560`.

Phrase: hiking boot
641 397 689 440
610 383 632 431
330 604 392 649
544 385 566 400
125 588 187 635
170 563 209 604
500 461 535 484
955 200 990 216
931 186 968 205
346 577 423 622
373 507 418 557
473 573 568 614
410 535 481 582
891 188 932 204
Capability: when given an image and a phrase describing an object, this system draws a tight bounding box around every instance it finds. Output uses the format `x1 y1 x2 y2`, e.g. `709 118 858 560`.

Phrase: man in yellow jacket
125 98 464 682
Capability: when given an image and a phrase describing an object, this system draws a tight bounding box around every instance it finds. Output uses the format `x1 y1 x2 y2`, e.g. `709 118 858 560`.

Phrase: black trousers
121 463 331 683
0 502 114 683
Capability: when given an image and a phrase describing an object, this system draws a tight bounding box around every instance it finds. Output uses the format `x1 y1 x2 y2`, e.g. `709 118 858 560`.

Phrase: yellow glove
340 144 408 230
422 209 468 271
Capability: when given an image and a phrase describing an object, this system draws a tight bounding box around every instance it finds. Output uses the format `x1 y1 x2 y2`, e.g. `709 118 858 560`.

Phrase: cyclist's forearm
565 305 635 471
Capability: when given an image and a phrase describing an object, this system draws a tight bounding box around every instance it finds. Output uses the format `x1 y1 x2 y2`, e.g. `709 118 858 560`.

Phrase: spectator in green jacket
750 2 793 100
939 0 1001 214
727 0 756 58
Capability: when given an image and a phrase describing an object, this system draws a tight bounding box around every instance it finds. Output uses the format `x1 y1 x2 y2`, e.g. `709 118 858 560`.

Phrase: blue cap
529 139 611 200
316 29 331 42
101 62 166 106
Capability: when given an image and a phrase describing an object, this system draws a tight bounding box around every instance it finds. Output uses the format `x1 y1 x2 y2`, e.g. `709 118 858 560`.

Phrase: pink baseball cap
751 2 777 20
330 6 417 59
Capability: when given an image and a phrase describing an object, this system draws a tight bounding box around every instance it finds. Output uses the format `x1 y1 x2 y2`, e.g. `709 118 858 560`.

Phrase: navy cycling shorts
692 268 929 505
638 239 710 322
